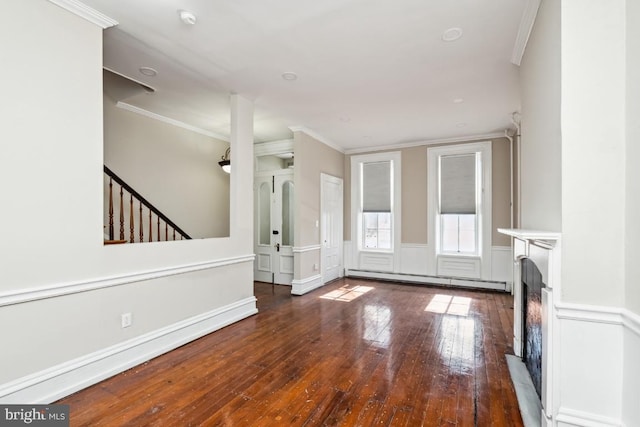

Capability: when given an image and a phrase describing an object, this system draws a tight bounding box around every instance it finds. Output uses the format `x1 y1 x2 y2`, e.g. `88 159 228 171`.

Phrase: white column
229 94 254 253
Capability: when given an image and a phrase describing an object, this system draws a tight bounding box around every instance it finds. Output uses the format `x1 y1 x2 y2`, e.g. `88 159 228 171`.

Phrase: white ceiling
81 0 525 151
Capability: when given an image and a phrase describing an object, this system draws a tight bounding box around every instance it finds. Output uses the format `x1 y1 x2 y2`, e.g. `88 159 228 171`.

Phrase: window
363 212 391 249
361 160 392 250
439 153 478 254
427 142 492 279
441 214 476 253
350 152 401 272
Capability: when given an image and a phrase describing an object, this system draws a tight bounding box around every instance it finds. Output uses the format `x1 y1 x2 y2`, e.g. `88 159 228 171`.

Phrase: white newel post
498 229 560 427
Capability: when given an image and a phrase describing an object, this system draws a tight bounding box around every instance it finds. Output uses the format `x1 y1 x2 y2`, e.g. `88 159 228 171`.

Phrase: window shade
440 154 476 214
362 161 391 212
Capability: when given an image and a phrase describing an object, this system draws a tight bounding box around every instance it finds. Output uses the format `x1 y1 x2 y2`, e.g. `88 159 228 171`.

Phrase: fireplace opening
521 257 545 399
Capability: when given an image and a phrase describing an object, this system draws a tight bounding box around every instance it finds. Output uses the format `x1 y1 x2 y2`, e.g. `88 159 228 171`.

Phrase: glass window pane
378 212 391 230
377 229 391 249
281 181 294 246
459 229 476 253
441 214 459 252
259 182 271 245
458 214 476 253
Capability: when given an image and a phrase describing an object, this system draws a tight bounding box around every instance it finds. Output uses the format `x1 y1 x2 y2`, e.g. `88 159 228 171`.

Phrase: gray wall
344 137 513 247
519 0 562 233
293 131 344 280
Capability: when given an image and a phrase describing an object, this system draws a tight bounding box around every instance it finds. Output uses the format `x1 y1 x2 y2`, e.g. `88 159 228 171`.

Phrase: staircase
104 165 191 244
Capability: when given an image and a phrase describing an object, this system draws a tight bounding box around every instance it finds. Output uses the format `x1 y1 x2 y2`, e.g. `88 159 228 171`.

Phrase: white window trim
351 152 402 272
427 142 492 280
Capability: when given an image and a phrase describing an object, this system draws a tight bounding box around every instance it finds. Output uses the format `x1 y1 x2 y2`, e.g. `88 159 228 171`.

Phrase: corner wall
520 0 636 425
292 131 344 293
0 0 255 403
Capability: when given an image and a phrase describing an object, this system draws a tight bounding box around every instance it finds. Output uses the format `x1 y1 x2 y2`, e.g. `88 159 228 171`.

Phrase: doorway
254 169 294 285
321 173 343 283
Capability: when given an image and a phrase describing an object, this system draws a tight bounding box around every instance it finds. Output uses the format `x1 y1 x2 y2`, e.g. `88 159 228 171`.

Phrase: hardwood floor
58 279 523 426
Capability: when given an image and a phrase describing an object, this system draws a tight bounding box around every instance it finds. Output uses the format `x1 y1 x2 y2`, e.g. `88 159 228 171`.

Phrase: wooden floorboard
57 278 523 426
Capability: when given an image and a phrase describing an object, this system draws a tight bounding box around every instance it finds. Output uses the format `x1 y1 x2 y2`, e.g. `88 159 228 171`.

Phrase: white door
321 174 343 283
254 171 294 285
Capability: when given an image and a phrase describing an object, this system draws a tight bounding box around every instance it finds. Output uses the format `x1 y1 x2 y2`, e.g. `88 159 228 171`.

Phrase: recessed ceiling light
453 98 464 104
456 122 468 128
442 27 463 42
282 72 298 81
139 67 157 77
178 10 197 25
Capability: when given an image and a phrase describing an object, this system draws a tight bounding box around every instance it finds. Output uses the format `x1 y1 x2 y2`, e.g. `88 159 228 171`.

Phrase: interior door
254 171 294 285
321 174 343 283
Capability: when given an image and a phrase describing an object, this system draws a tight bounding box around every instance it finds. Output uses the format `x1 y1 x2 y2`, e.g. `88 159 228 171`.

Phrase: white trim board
511 0 542 66
0 254 255 307
116 102 229 141
291 274 323 295
288 126 344 154
0 297 257 404
292 245 322 253
344 132 506 155
47 0 118 28
345 269 507 291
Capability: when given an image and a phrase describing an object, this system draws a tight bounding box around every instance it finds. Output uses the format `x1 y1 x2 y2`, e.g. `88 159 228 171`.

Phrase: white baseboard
345 269 507 291
0 297 257 404
556 407 623 427
291 274 323 295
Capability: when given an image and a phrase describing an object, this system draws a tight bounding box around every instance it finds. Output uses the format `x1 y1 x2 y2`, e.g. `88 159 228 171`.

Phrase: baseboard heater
344 269 508 292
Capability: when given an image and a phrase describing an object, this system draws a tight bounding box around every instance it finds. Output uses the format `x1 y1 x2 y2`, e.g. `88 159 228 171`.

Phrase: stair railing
104 165 192 243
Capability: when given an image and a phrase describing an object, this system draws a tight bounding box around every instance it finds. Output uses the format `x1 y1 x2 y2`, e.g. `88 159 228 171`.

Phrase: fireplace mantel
497 228 560 247
498 228 561 427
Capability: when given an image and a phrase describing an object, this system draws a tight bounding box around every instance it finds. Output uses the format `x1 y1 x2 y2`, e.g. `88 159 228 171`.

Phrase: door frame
320 173 344 284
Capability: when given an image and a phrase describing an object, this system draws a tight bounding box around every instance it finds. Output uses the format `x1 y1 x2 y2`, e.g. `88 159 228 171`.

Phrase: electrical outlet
313 263 319 271
121 312 132 328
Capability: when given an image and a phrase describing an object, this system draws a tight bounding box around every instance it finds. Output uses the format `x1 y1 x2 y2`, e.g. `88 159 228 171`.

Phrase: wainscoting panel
279 255 294 274
399 244 429 275
437 255 481 278
0 297 257 404
359 252 393 272
623 309 640 427
554 303 627 427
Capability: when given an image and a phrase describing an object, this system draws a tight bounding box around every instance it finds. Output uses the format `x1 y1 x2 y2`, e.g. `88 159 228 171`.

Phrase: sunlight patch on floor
320 285 374 302
425 294 472 316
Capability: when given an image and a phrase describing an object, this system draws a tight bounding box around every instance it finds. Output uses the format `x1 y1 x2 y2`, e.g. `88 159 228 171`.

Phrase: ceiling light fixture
282 72 298 81
453 98 464 104
218 147 231 173
442 27 463 42
139 67 157 77
178 10 197 25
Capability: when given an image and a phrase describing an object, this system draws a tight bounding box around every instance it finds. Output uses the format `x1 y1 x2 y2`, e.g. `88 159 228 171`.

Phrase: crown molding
116 102 229 142
511 0 541 66
254 139 294 157
344 132 506 155
48 0 118 29
288 125 345 153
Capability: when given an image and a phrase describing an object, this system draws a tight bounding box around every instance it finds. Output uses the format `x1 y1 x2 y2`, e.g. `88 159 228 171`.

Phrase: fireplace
498 228 560 427
521 258 544 398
